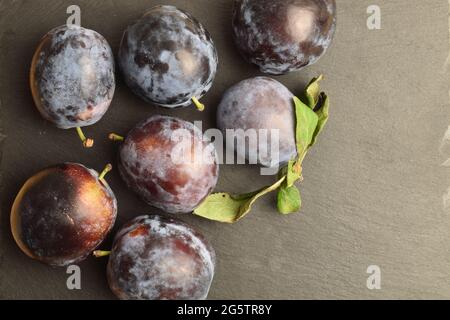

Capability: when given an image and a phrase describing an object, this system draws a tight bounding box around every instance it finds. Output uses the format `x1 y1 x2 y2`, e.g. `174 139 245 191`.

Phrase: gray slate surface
0 0 449 299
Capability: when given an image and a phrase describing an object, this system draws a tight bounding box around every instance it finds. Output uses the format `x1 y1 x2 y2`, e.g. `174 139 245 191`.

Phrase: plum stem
109 133 124 142
192 97 205 111
93 250 111 258
99 164 113 181
76 127 94 148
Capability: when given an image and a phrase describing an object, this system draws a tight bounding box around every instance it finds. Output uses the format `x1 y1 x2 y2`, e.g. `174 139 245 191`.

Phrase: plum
232 0 336 75
105 215 216 300
217 77 297 168
10 163 117 266
115 115 218 214
30 25 115 147
118 5 218 109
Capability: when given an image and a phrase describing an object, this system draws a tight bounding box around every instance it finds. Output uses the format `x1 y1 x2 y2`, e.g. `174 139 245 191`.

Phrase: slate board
0 0 449 299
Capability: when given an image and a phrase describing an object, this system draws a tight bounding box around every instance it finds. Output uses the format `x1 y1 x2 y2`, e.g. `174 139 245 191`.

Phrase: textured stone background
0 0 449 299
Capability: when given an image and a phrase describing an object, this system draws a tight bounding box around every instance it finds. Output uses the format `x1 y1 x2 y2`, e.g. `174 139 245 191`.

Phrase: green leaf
192 193 249 223
293 96 319 157
310 93 330 146
305 74 324 108
275 76 328 215
277 184 301 214
193 177 286 223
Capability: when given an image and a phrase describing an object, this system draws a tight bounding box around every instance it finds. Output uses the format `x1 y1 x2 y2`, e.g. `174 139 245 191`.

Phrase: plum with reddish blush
30 25 115 147
232 0 336 75
117 115 218 214
217 77 297 168
118 5 218 109
106 215 216 300
11 163 117 267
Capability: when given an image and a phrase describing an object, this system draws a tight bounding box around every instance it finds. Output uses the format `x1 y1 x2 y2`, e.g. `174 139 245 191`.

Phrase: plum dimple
118 115 219 214
118 5 218 108
232 0 336 75
30 25 115 129
10 163 117 267
107 215 216 300
217 77 297 168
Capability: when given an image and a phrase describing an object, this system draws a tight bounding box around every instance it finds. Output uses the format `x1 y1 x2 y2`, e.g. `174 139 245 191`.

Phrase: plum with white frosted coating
118 115 219 214
107 215 216 300
217 77 297 168
118 5 218 108
232 0 336 75
30 25 115 132
10 163 117 267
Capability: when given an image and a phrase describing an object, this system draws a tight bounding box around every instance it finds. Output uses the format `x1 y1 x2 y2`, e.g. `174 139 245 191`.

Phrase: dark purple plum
217 77 297 168
106 215 216 300
232 0 336 75
30 25 115 147
117 115 219 214
11 163 117 267
118 5 218 109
